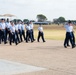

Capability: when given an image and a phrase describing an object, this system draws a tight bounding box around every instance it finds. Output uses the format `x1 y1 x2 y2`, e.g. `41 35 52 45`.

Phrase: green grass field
33 24 76 40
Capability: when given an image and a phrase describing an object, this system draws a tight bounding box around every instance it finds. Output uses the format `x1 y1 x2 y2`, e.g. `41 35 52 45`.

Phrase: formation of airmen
0 18 75 49
0 18 46 45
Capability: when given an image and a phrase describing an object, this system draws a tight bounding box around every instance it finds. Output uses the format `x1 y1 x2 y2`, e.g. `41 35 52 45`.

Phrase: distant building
33 21 51 25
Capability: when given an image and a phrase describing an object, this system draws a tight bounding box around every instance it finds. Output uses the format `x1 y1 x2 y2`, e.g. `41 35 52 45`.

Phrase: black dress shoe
26 41 28 43
33 39 35 41
4 42 7 44
10 43 12 45
16 43 18 45
31 40 34 42
19 41 20 43
72 45 75 48
64 45 67 48
43 41 46 42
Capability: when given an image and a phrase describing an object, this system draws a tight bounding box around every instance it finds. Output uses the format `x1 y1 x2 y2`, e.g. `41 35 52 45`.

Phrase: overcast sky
0 0 76 21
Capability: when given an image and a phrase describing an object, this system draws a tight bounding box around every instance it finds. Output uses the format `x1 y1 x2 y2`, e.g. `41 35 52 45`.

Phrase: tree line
12 14 76 25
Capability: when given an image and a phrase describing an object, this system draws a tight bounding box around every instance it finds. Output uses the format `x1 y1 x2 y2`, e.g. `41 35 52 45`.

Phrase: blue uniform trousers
0 29 7 44
37 31 45 42
64 32 75 47
26 30 33 42
9 32 17 45
18 29 22 42
22 30 26 41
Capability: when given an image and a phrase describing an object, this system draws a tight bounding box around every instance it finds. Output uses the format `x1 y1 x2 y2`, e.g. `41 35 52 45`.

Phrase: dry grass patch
33 24 76 40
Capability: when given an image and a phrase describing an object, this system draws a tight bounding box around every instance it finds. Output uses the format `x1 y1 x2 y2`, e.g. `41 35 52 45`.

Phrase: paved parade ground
0 40 76 75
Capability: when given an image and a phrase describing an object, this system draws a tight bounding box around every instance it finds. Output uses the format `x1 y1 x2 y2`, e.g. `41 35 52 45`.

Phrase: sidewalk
0 40 76 75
